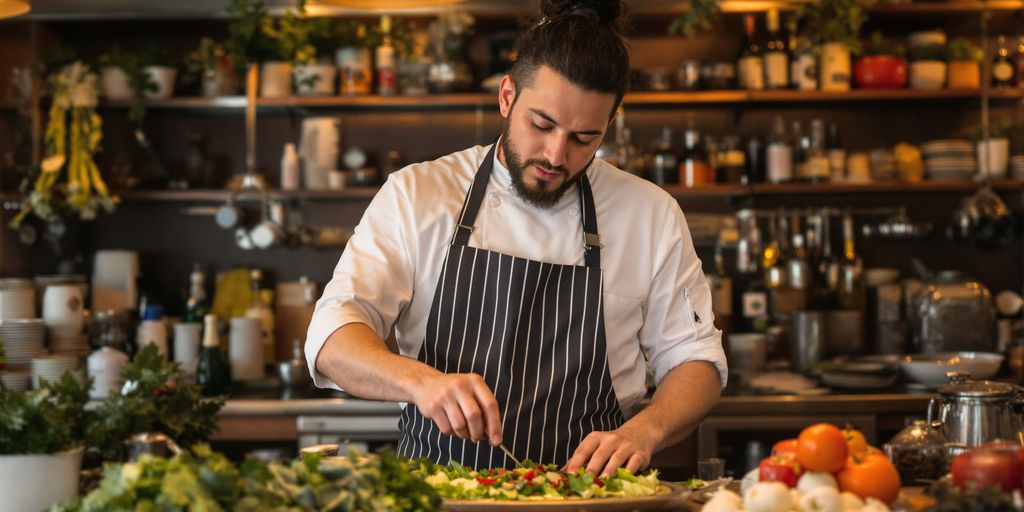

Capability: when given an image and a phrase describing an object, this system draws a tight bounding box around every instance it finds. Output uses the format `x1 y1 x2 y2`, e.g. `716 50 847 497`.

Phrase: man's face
497 66 617 208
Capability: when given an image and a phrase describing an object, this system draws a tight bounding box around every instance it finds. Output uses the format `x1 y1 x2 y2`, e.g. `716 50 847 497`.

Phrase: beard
500 116 591 209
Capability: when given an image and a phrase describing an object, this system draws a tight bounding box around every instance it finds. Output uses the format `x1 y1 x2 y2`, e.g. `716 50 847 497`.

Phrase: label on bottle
766 143 793 183
994 61 1014 82
828 149 847 181
739 57 765 90
793 54 818 90
806 155 831 179
742 290 768 319
765 52 789 88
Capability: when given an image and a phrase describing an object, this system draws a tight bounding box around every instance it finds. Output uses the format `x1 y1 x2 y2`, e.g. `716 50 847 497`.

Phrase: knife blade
498 443 524 468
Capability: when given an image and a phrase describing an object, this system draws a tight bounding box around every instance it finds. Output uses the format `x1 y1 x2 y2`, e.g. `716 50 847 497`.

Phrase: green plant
97 46 156 124
88 344 225 462
967 118 1022 141
796 0 876 53
908 43 947 62
137 40 175 68
860 31 905 57
947 37 982 62
668 0 722 38
0 373 92 455
226 0 274 75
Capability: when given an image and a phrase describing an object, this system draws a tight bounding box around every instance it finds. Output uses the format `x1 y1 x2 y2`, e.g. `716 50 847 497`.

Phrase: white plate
901 352 1004 386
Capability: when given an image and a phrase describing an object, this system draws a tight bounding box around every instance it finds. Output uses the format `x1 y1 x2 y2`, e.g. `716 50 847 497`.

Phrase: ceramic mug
42 284 83 336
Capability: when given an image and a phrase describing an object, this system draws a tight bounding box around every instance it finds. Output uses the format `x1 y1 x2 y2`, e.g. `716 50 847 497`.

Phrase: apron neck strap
453 142 602 269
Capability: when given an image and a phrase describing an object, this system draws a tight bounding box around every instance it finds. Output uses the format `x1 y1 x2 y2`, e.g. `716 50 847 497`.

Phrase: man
306 0 726 477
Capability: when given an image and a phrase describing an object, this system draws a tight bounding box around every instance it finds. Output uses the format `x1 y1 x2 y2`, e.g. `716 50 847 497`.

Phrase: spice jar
883 419 949 483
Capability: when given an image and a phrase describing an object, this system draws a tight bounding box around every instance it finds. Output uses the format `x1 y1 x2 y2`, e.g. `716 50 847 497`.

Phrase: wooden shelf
4 180 1005 205
42 88 1015 112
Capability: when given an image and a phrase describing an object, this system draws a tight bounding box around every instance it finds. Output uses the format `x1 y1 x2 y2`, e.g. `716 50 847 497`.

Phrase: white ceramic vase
0 447 84 512
143 65 177 99
977 138 1010 178
260 61 293 98
910 61 947 89
294 63 337 96
101 67 134 100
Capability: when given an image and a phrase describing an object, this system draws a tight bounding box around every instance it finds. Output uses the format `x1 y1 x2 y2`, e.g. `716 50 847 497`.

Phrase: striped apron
397 143 625 468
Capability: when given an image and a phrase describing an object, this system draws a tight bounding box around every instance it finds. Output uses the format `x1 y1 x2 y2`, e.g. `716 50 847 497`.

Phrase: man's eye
575 136 596 145
533 123 553 132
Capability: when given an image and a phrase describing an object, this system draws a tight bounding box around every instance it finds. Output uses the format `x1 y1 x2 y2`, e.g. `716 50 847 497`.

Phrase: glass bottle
792 120 809 181
680 123 710 187
738 14 765 91
838 214 865 310
826 121 846 182
738 210 769 333
650 126 679 185
184 264 208 324
763 9 789 89
805 119 831 182
993 35 1015 88
596 107 625 167
375 15 397 95
245 269 276 364
708 243 733 330
196 314 230 396
1015 35 1024 88
766 115 793 184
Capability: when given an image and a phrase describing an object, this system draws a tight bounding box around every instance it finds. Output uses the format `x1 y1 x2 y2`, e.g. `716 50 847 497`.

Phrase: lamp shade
0 0 29 19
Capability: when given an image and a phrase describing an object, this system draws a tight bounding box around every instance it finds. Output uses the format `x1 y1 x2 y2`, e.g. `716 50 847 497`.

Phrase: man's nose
543 135 568 169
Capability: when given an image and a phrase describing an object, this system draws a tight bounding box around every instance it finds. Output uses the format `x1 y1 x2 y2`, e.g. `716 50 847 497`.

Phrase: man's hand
564 425 655 476
411 372 503 446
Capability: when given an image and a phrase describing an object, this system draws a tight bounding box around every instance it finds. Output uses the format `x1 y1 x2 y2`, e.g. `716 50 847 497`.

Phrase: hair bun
540 0 627 33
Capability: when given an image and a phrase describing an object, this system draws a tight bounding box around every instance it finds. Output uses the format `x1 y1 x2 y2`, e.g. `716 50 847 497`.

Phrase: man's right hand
412 372 503 446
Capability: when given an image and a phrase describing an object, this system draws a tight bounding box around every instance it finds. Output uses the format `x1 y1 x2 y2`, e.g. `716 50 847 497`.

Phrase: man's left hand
564 425 654 476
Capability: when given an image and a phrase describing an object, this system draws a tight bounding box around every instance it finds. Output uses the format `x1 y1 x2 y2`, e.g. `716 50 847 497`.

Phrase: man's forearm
621 361 722 453
314 322 442 402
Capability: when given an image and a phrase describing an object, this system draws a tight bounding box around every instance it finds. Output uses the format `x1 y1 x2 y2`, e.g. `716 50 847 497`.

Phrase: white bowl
909 30 947 48
901 352 1004 386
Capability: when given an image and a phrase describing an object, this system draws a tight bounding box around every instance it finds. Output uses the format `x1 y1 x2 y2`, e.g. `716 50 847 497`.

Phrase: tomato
476 477 497 486
951 445 1022 493
773 438 799 456
759 453 803 488
843 427 869 457
837 452 901 504
797 423 849 473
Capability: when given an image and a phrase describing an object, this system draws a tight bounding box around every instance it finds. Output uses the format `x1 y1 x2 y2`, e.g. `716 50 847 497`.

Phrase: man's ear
498 74 516 118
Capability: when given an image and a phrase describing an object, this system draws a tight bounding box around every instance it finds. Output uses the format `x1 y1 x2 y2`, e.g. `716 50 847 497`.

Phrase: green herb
679 477 707 490
796 0 876 54
947 37 982 62
88 344 225 462
0 372 92 455
909 43 948 62
924 480 1016 512
861 31 905 58
97 46 156 125
668 0 722 39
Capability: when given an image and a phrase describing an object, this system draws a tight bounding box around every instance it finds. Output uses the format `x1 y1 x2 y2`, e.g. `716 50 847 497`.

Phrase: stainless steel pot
927 371 1024 454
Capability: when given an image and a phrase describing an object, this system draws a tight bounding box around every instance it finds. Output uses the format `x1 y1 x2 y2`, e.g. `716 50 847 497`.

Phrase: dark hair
509 0 631 116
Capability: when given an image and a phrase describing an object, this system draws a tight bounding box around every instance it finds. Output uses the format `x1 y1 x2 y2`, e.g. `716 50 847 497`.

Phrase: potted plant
668 0 722 39
0 375 92 512
226 0 287 97
908 43 947 89
185 37 237 97
97 46 150 101
797 0 876 91
854 32 907 89
946 37 982 89
969 120 1019 179
138 42 177 100
292 15 341 96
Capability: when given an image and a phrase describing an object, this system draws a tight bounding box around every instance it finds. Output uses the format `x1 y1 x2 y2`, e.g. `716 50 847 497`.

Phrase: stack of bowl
0 279 35 320
1010 155 1024 180
1 319 46 371
30 355 82 389
921 140 976 181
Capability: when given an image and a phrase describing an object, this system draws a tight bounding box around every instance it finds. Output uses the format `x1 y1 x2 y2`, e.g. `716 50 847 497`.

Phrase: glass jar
911 271 996 353
883 419 949 484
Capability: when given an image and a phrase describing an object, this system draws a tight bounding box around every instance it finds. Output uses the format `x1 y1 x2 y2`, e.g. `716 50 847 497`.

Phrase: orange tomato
773 438 799 456
796 423 849 473
837 452 902 504
843 427 869 457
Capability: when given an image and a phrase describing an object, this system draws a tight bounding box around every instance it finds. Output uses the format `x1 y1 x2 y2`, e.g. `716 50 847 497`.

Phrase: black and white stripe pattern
397 143 624 468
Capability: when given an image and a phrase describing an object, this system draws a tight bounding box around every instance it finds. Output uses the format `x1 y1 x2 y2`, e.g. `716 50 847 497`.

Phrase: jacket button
489 194 501 207
570 207 580 217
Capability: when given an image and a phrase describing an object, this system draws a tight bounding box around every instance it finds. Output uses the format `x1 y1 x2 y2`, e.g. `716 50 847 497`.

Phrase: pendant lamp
312 0 464 10
0 0 29 19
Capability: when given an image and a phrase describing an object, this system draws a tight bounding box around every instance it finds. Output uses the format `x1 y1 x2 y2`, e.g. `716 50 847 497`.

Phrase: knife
498 443 524 468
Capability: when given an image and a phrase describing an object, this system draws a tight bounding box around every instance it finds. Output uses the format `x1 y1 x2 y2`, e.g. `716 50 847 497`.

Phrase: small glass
698 457 726 481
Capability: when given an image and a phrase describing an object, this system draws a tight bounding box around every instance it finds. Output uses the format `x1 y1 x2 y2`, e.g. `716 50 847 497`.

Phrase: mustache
526 159 568 175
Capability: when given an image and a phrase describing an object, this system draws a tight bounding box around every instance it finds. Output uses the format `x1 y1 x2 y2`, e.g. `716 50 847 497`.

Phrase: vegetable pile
56 445 441 512
416 460 661 501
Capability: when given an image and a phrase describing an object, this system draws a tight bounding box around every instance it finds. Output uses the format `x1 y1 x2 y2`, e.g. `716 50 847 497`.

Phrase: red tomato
797 423 849 473
951 446 1022 493
759 453 803 488
773 438 799 456
476 477 497 486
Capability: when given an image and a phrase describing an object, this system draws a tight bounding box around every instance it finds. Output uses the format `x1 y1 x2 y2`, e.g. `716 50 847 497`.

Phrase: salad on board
415 460 662 501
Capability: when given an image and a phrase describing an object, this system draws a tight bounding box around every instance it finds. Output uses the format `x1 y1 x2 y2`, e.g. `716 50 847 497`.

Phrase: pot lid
938 379 1021 397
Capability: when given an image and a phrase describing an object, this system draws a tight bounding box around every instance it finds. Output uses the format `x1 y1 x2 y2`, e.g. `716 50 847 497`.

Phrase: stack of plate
921 140 976 181
1 319 47 370
33 275 88 314
31 355 80 389
1010 155 1024 180
49 331 90 357
1 369 31 391
0 279 35 320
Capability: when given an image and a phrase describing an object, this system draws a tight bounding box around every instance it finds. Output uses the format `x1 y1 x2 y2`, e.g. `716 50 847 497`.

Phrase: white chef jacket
306 143 728 417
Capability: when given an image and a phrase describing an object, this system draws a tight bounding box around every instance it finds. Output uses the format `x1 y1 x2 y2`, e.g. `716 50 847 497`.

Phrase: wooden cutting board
441 482 690 511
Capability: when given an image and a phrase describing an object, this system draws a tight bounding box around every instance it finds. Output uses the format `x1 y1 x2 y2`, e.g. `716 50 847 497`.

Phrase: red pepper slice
476 477 498 486
594 476 605 487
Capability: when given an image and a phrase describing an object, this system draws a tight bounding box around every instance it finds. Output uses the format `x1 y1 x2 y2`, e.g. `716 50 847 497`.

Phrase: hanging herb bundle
10 61 119 228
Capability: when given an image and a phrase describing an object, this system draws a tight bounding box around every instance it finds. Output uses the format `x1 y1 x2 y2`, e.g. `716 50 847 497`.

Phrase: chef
306 0 727 476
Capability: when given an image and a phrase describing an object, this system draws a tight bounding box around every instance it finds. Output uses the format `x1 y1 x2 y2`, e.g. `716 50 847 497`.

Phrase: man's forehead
516 67 615 128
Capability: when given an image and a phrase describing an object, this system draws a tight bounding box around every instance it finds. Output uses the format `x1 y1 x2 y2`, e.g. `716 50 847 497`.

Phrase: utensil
927 371 1024 453
498 443 524 468
277 340 313 389
901 352 1004 386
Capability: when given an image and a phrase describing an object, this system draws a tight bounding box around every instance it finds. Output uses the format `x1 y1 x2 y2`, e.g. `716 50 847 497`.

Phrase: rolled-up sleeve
639 207 728 389
305 175 416 389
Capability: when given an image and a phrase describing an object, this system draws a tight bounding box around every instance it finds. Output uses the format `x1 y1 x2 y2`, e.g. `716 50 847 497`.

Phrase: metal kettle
927 372 1024 454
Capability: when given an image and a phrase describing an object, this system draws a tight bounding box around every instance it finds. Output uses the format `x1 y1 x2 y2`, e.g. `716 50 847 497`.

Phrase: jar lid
938 379 1021 397
887 419 946 448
